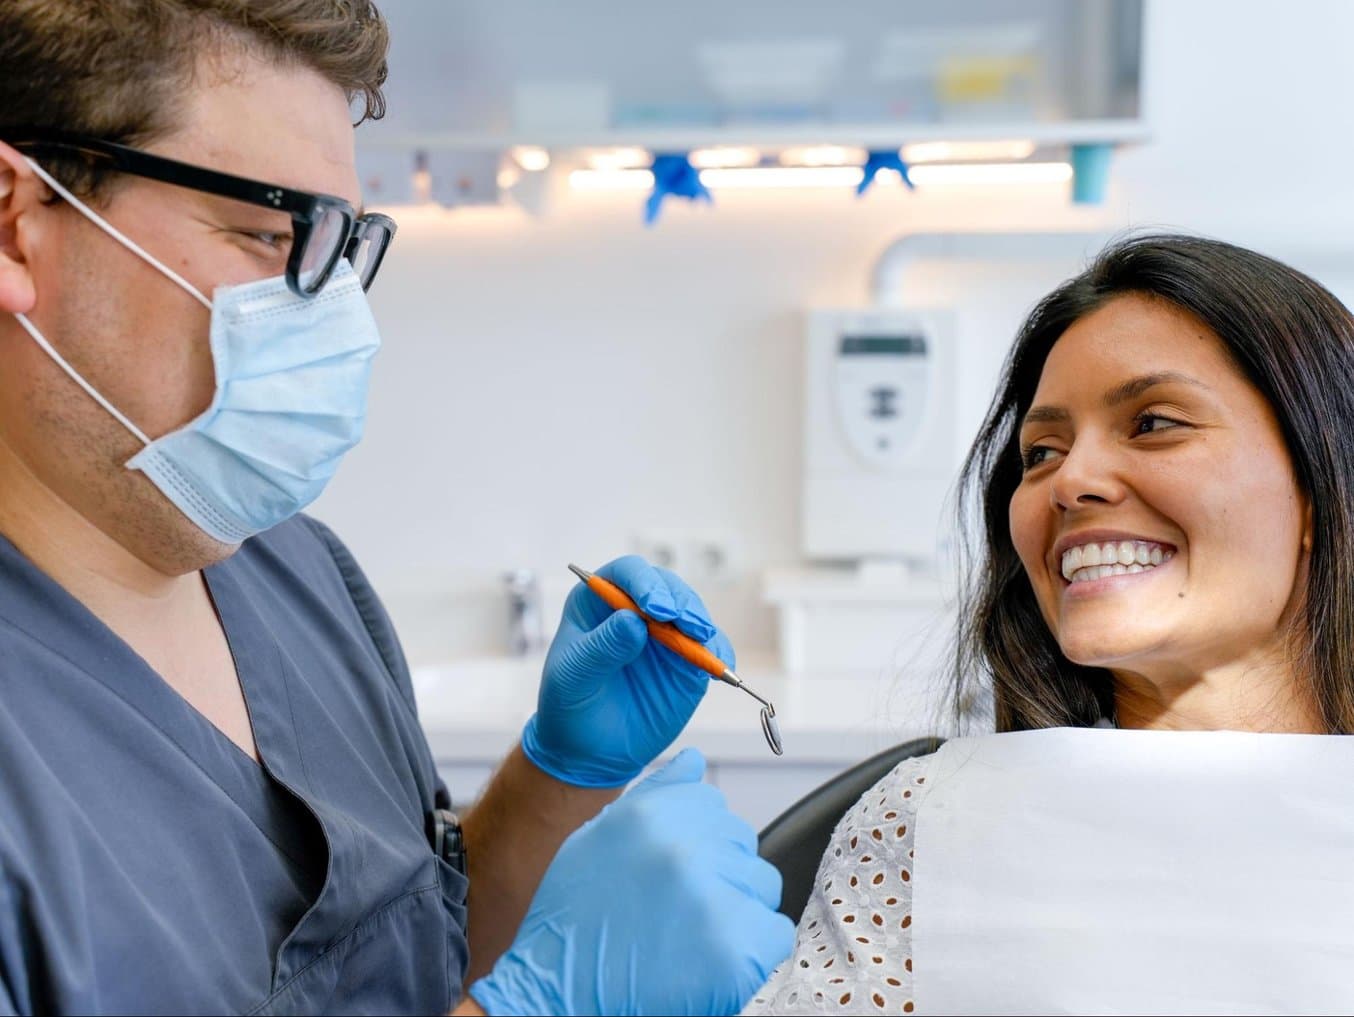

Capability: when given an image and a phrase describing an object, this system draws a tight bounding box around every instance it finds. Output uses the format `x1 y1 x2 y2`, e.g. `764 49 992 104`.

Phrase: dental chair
757 737 945 923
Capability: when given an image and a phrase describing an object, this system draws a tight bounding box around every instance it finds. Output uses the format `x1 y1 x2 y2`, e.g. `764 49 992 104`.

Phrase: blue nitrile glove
522 555 734 787
468 749 794 1017
644 152 712 225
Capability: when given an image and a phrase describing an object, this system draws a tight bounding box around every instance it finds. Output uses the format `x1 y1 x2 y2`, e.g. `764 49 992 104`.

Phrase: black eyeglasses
3 128 396 299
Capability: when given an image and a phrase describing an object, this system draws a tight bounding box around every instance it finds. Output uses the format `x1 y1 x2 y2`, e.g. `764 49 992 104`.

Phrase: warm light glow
901 139 1036 164
777 145 868 167
496 165 522 190
906 161 1071 185
569 169 655 190
689 146 762 169
699 166 864 188
568 161 1072 192
586 147 652 170
412 168 433 204
511 146 551 172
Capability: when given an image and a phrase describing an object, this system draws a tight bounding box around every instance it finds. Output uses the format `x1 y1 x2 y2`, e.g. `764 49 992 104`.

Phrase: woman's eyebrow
1102 370 1213 407
1022 371 1213 427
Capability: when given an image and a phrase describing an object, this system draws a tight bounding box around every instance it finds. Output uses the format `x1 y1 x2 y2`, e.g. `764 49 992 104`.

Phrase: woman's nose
1048 436 1127 510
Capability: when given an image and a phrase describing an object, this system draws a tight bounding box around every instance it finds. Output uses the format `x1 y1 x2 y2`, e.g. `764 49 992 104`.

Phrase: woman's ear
0 140 41 317
1301 497 1313 553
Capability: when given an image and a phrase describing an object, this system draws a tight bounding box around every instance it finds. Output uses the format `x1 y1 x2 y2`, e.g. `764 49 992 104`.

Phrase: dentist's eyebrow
1022 371 1214 427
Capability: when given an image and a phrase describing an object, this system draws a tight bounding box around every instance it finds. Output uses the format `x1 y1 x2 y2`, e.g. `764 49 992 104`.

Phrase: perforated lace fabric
743 754 936 1015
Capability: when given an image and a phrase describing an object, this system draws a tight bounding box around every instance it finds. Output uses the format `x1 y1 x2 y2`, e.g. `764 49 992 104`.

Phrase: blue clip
1070 143 1112 205
645 153 712 225
857 150 914 196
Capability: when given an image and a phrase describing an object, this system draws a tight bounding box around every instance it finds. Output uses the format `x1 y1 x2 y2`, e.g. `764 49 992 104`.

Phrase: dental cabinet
357 0 1147 209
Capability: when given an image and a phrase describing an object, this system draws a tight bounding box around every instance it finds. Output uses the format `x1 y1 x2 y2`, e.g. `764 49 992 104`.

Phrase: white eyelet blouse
742 754 936 1015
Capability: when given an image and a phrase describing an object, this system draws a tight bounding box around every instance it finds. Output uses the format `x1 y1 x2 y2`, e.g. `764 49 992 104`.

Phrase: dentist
0 2 790 1014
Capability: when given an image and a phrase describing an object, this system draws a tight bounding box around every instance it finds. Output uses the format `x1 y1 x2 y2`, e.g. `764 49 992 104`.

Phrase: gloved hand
468 749 794 1016
522 555 733 787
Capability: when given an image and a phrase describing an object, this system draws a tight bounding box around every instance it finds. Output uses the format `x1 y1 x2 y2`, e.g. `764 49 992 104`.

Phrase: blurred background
309 0 1354 824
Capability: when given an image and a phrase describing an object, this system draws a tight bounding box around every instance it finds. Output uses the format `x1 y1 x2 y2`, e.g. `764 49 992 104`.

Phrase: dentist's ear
1302 497 1313 554
0 140 42 317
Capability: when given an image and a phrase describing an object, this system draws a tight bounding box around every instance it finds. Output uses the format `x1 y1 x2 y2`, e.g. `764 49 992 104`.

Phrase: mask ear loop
11 313 152 445
22 157 212 312
11 157 216 447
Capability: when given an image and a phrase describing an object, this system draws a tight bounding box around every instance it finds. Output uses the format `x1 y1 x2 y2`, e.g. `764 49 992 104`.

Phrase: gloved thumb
635 746 707 791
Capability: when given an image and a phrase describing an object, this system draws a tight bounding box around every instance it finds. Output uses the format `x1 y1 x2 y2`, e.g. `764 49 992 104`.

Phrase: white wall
310 0 1354 667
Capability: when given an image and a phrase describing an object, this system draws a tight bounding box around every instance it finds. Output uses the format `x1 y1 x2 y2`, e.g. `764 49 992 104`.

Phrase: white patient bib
912 729 1354 1015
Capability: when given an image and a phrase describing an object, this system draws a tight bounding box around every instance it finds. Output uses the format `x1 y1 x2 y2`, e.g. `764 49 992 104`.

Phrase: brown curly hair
0 0 389 197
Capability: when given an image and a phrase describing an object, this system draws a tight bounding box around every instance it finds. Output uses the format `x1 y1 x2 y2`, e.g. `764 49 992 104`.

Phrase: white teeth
1060 539 1175 581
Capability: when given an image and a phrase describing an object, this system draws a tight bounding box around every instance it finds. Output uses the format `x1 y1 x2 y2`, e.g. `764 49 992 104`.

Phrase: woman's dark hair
951 232 1354 734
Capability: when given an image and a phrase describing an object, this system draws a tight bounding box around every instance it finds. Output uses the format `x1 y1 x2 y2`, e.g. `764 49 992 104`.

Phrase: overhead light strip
569 161 1072 191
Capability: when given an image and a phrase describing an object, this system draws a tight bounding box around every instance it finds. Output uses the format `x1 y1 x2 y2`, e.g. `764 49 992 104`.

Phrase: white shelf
356 118 1150 153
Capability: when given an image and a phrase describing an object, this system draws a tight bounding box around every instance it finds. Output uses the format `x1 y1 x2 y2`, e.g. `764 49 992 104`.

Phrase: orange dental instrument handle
582 573 727 678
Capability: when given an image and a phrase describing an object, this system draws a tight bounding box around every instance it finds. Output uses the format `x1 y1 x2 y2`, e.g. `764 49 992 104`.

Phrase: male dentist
0 1 791 1013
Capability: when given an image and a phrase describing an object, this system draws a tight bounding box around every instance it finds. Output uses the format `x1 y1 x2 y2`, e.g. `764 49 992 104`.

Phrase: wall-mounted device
802 307 957 566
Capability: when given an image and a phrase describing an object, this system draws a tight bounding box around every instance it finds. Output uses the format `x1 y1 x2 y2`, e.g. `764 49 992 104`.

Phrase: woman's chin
1055 630 1165 671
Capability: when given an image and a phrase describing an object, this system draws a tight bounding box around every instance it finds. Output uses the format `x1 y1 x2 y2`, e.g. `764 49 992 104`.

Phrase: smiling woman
745 233 1354 1016
958 233 1352 736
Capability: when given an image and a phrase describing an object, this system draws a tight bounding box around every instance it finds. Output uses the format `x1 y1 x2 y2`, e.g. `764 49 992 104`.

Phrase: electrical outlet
690 536 736 588
634 531 737 588
632 532 684 573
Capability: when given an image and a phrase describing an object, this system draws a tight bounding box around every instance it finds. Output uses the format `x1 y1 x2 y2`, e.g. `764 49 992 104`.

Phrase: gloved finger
704 626 736 673
691 802 756 856
553 609 648 685
716 853 785 911
651 566 718 643
712 807 758 855
736 907 797 981
595 556 680 623
633 746 706 791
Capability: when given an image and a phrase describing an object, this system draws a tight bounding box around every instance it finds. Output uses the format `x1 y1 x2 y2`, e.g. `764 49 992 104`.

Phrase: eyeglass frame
0 127 396 299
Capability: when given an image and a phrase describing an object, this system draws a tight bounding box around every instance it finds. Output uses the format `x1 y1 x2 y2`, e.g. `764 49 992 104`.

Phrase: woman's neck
1111 656 1326 733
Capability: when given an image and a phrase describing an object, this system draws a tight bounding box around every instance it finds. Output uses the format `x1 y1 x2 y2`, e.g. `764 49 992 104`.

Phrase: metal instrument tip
721 668 784 755
567 563 593 583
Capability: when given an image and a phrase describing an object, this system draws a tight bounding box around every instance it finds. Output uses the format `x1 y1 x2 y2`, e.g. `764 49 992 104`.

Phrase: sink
411 655 545 729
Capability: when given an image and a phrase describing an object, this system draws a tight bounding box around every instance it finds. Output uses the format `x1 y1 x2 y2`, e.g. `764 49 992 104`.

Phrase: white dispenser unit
802 307 957 565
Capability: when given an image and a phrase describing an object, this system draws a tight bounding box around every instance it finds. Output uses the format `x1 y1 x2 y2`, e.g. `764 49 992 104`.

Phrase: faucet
504 569 546 656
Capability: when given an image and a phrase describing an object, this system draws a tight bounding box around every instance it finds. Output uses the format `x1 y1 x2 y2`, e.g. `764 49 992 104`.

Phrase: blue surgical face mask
12 158 382 545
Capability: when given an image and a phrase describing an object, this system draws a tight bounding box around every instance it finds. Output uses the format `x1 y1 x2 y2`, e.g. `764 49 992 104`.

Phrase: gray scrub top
0 516 470 1015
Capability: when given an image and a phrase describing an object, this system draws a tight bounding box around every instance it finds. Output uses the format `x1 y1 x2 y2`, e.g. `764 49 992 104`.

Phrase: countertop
411 652 950 765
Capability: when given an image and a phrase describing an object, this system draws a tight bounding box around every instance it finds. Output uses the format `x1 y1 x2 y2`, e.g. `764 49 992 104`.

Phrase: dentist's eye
236 229 292 253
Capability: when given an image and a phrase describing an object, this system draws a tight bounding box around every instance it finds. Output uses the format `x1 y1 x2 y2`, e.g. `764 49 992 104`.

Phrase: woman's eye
1133 413 1181 435
1020 444 1057 470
